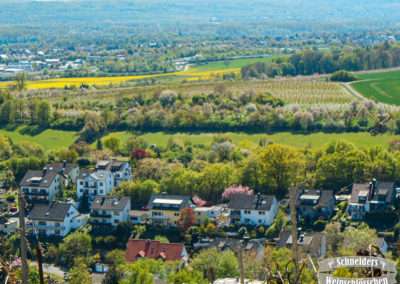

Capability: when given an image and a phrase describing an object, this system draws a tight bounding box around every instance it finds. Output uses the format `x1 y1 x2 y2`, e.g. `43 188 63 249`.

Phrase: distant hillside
0 0 399 36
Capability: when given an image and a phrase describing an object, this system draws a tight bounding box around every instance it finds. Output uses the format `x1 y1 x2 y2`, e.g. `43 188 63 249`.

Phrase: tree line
241 42 400 79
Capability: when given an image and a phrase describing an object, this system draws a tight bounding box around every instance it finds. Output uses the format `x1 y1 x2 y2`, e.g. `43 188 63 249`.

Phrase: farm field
0 128 77 150
351 70 400 105
101 131 399 149
48 78 353 106
0 57 263 90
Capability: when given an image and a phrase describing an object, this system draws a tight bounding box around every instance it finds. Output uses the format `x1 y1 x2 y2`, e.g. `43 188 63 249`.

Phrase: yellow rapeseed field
0 67 241 90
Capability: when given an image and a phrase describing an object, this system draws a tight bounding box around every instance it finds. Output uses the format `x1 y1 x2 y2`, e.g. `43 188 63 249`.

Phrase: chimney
368 182 374 199
42 167 47 177
63 160 67 169
372 178 377 190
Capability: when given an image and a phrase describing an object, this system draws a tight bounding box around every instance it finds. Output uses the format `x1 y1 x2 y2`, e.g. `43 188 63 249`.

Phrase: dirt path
340 82 367 101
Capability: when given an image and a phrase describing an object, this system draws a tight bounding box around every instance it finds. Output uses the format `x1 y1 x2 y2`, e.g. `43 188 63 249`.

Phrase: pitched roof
297 189 334 208
147 194 191 211
96 160 128 172
78 169 109 181
20 170 58 188
28 202 73 222
46 162 77 176
350 180 394 204
125 239 185 262
92 196 130 211
228 194 275 211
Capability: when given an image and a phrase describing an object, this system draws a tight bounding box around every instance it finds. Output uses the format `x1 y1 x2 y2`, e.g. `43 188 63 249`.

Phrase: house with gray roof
296 189 335 222
96 159 132 187
77 169 114 205
146 194 193 226
228 193 278 226
20 168 61 204
90 196 131 227
28 201 87 237
347 179 395 220
277 230 327 259
46 161 79 187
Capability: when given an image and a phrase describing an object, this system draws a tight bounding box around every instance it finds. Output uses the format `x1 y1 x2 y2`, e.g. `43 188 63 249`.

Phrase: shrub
330 70 357 82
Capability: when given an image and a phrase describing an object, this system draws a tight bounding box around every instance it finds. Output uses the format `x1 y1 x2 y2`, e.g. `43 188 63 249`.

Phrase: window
258 211 265 215
244 210 251 215
174 213 180 216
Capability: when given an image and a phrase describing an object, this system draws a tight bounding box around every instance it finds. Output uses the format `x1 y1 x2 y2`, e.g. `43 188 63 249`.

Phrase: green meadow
351 70 400 105
0 128 77 150
101 131 399 149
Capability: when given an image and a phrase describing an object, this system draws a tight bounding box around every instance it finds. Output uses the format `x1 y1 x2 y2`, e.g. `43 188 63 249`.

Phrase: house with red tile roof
125 239 188 265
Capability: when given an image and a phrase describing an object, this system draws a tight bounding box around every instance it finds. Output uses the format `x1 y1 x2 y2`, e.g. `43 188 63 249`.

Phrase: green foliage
191 248 239 282
168 268 207 284
69 257 92 284
59 231 92 268
330 70 357 82
114 180 160 209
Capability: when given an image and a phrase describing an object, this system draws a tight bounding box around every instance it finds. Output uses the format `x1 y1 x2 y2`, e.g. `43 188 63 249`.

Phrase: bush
330 70 357 82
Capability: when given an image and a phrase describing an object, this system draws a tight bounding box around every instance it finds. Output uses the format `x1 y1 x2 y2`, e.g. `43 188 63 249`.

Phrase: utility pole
238 245 245 284
18 187 29 284
289 186 299 283
36 244 45 284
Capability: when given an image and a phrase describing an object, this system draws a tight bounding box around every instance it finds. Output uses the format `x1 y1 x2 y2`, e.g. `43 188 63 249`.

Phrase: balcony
90 211 112 218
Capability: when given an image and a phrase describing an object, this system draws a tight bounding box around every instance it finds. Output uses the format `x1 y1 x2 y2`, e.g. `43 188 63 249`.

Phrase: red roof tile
125 239 185 262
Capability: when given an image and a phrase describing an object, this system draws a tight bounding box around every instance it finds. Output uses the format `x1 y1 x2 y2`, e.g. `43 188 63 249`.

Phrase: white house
77 169 114 204
28 202 87 237
20 169 61 203
228 193 279 226
46 162 80 187
194 205 224 225
96 160 132 187
90 196 131 227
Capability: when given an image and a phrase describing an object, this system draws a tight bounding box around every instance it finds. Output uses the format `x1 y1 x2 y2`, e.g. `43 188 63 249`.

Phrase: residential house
130 210 151 225
20 168 61 203
228 193 278 226
296 189 335 222
277 230 327 259
194 205 225 225
125 239 188 265
46 162 79 187
77 169 114 204
90 196 131 227
96 160 132 187
28 201 87 237
193 237 266 261
147 194 193 226
347 179 395 220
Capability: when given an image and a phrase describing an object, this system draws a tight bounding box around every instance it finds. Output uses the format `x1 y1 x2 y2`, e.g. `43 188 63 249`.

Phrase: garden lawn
101 131 399 149
351 70 400 105
0 128 77 150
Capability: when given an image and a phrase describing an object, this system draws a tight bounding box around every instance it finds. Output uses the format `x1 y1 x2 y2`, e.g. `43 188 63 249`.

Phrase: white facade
77 170 114 203
90 197 131 227
29 205 87 237
233 197 279 226
112 163 132 187
194 206 224 225
21 174 61 203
